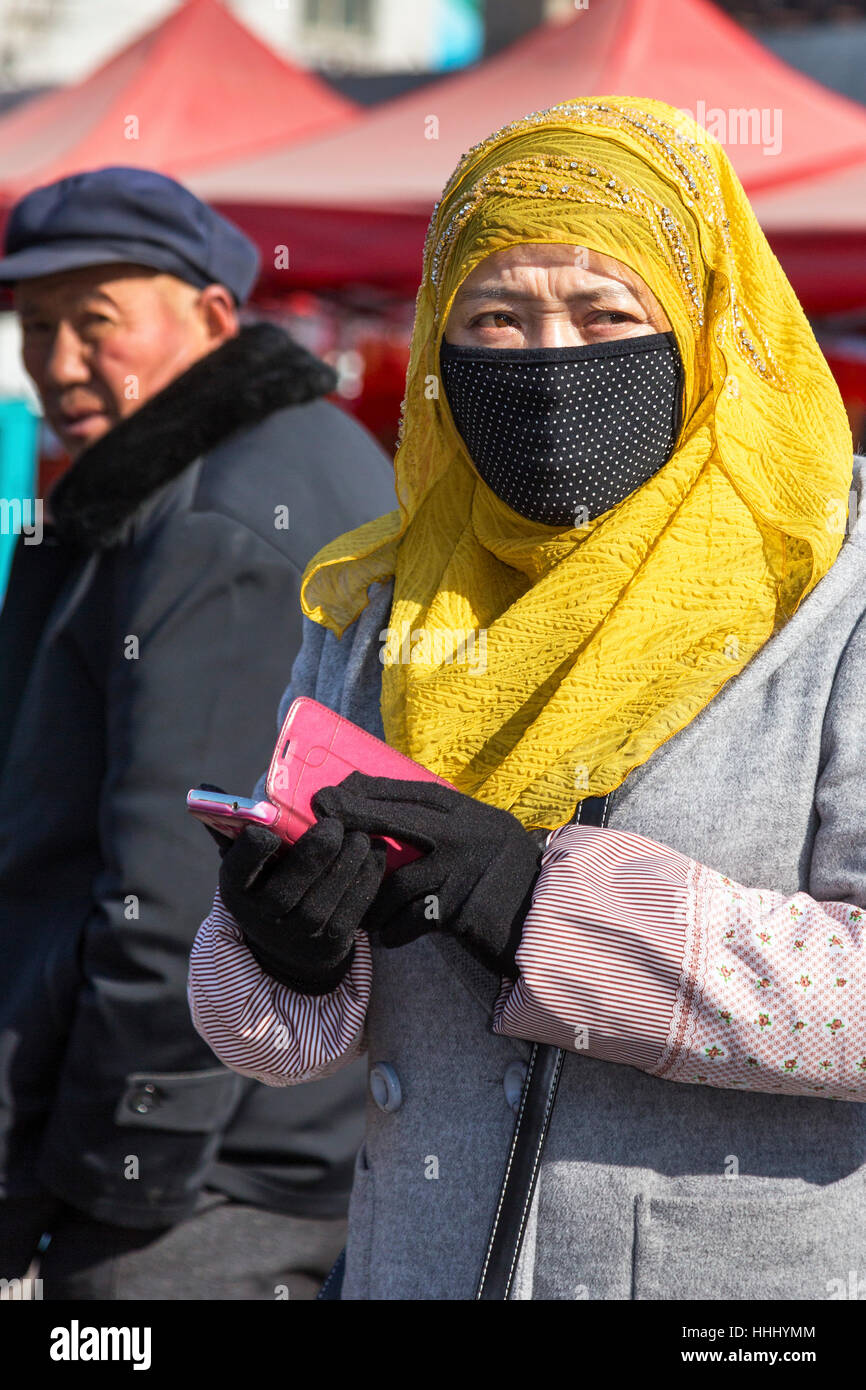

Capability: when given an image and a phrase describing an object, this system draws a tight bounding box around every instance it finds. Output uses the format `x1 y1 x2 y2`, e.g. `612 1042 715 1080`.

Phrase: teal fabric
0 402 37 604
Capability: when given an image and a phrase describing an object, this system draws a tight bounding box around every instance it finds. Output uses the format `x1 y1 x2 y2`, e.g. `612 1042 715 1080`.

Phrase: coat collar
49 322 338 550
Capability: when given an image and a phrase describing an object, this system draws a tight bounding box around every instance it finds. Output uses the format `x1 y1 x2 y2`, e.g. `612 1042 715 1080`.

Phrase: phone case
265 697 454 871
185 790 279 839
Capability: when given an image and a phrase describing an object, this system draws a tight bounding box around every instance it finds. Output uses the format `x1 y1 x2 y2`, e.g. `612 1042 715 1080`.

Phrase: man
0 167 396 1299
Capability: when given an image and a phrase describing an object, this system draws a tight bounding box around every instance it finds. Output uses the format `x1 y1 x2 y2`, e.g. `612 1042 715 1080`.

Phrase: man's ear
198 282 239 344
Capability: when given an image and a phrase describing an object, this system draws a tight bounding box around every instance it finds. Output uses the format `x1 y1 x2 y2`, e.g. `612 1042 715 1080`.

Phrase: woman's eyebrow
458 283 639 305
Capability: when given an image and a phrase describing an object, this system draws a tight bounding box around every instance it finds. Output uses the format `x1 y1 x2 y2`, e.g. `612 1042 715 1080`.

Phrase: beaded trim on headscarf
421 100 789 392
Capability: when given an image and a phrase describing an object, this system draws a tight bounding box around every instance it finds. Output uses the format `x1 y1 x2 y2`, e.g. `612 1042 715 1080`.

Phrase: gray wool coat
251 454 866 1300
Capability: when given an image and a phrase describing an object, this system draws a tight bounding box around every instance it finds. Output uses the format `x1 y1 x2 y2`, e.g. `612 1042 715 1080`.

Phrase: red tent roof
0 0 356 201
749 162 866 317
751 159 866 232
191 0 866 211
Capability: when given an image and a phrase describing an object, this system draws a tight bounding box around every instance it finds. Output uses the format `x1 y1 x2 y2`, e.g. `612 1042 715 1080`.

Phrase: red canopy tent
189 0 866 313
0 0 356 204
0 0 363 472
750 164 866 319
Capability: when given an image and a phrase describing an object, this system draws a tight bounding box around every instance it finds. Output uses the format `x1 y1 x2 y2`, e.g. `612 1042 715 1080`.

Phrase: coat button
369 1063 402 1113
503 1061 527 1114
128 1082 162 1115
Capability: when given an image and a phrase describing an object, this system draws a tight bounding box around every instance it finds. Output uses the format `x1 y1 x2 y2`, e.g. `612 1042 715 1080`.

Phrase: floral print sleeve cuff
492 824 866 1102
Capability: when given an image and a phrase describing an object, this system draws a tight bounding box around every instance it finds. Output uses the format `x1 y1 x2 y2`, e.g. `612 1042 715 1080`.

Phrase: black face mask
439 331 684 527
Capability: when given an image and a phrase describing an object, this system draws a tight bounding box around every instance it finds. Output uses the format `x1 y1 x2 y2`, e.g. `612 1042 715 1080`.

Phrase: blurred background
1 0 865 593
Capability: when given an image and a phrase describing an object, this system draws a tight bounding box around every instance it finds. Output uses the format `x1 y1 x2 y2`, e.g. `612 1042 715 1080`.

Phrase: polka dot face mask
439 331 684 526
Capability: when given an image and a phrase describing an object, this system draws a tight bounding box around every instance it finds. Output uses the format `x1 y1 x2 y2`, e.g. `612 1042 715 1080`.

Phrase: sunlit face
443 242 672 349
14 263 237 458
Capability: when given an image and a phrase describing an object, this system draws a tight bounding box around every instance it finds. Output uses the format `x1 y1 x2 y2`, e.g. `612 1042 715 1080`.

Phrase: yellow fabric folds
300 97 853 832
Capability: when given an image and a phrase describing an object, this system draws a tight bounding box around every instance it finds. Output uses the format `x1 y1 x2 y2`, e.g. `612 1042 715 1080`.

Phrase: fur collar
50 322 338 549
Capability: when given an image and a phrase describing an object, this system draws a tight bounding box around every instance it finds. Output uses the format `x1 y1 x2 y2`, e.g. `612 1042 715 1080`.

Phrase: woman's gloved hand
217 818 387 996
311 773 545 979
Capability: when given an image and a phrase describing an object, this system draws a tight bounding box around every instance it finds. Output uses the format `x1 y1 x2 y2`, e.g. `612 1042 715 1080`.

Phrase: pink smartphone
185 788 280 839
187 697 455 871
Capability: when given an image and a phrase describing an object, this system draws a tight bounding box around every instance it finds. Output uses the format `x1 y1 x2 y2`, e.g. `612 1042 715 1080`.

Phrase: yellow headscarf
300 96 852 832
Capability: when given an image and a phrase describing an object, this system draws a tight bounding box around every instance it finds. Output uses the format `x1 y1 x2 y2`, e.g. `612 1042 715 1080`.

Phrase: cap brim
0 240 203 287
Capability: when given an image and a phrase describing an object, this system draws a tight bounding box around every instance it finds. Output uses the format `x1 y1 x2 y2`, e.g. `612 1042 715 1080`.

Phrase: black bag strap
317 1245 345 1300
475 791 613 1301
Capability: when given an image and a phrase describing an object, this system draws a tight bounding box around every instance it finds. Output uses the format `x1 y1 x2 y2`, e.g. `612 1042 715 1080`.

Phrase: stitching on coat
502 792 611 1297
502 1046 565 1297
481 791 611 1299
476 1042 539 1294
318 1248 345 1299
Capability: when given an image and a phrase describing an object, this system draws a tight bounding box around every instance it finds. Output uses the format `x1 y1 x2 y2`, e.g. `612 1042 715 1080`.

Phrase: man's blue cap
0 165 261 304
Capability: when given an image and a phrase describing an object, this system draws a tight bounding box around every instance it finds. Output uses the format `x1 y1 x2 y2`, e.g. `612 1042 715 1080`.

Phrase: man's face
14 263 231 458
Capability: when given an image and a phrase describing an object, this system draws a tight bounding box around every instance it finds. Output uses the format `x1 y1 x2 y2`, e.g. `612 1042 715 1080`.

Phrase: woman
189 97 866 1301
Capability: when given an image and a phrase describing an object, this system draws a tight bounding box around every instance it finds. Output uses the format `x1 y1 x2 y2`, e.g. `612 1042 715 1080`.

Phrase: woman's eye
593 312 632 325
471 312 519 329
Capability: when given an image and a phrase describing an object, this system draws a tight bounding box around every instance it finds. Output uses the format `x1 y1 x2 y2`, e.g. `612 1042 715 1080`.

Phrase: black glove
311 773 544 980
218 818 387 996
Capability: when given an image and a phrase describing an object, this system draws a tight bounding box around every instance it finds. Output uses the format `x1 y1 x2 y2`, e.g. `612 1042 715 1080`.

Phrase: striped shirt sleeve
492 823 866 1102
187 887 372 1085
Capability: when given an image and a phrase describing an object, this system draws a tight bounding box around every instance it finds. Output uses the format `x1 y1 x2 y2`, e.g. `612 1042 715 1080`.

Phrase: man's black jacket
0 323 396 1231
